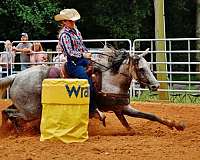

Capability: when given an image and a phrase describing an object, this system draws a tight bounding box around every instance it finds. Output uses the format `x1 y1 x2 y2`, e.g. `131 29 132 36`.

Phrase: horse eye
98 55 103 58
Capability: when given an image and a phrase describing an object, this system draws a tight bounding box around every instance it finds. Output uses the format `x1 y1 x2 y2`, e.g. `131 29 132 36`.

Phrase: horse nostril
151 86 156 90
151 84 159 91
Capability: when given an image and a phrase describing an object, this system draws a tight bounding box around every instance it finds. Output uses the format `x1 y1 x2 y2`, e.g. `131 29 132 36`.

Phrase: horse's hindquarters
9 65 50 121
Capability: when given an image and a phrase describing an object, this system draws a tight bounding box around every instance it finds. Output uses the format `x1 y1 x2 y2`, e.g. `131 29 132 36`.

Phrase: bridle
91 51 151 105
91 52 150 88
129 55 150 88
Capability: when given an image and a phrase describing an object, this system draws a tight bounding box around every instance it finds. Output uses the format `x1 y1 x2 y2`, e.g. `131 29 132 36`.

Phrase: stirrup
96 108 106 127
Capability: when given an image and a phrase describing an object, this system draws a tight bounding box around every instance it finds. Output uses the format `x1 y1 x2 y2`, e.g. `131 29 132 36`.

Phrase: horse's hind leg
123 105 185 131
2 105 23 133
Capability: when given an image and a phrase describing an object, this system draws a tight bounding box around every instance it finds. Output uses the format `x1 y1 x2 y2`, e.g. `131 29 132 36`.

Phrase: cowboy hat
54 9 80 21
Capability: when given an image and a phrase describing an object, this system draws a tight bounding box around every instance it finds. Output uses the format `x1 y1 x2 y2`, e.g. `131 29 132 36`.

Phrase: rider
54 8 105 120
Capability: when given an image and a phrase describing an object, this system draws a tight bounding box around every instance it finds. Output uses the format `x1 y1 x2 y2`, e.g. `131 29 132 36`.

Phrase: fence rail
130 38 200 103
0 38 200 103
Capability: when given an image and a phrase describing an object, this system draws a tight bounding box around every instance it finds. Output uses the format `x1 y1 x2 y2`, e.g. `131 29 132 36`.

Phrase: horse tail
0 75 16 98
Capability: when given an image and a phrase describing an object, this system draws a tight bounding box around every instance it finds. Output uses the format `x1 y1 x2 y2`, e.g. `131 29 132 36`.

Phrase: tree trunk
154 0 169 100
196 0 200 75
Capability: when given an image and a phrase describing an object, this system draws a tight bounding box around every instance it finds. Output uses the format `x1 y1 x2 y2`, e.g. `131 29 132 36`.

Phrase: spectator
0 40 15 77
30 42 47 66
53 44 67 67
12 33 32 71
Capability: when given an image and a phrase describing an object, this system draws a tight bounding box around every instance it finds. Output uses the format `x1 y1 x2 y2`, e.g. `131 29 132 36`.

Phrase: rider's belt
68 57 81 66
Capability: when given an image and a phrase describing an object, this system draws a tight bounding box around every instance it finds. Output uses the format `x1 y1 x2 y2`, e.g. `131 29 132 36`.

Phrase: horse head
93 46 159 93
127 48 160 91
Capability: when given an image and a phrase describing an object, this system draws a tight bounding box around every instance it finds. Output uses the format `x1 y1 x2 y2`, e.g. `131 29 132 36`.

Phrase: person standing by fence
0 40 15 77
53 43 67 67
12 33 32 71
30 42 47 66
54 8 105 119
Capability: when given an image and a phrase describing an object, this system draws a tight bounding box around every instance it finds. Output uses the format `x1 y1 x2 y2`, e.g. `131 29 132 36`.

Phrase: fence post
154 0 169 100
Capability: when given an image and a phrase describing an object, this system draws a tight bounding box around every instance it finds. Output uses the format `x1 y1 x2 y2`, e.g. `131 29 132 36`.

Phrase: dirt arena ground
0 100 200 160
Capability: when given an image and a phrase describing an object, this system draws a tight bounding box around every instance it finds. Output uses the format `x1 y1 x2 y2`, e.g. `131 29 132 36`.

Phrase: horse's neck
94 47 132 94
101 70 131 94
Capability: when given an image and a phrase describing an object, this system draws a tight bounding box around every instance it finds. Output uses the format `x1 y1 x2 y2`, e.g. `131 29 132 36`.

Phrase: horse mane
111 48 129 73
94 45 129 72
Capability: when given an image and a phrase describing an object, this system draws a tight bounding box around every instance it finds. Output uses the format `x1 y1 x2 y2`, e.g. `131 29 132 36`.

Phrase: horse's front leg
1 110 9 127
114 110 132 131
122 104 186 131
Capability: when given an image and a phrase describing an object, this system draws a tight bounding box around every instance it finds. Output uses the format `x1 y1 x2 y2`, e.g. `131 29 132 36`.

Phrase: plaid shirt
59 27 88 59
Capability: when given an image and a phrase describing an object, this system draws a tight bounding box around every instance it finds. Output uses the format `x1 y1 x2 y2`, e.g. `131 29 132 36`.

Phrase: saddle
47 64 69 78
48 61 94 79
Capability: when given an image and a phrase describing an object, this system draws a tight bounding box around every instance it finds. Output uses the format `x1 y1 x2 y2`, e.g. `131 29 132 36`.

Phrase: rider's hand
83 52 92 59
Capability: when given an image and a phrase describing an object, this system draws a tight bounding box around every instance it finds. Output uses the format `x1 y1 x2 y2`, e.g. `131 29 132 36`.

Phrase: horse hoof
175 121 186 131
126 126 132 131
164 119 175 130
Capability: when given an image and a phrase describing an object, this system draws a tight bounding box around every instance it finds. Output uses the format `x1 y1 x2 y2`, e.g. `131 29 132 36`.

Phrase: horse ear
139 48 150 57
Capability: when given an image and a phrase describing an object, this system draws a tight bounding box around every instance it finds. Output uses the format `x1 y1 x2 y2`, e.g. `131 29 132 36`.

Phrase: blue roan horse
0 47 185 132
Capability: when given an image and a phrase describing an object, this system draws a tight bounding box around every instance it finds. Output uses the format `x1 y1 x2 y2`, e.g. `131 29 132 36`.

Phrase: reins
91 51 144 84
91 49 129 73
90 58 111 71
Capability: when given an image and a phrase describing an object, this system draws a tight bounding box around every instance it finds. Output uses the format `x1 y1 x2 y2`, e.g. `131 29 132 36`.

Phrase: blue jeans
66 58 96 113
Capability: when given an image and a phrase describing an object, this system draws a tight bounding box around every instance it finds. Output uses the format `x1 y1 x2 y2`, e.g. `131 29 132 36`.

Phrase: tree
196 0 200 76
0 0 60 40
57 0 152 41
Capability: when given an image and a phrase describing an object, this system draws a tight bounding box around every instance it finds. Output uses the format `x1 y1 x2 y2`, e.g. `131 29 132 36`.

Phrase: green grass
131 90 200 104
